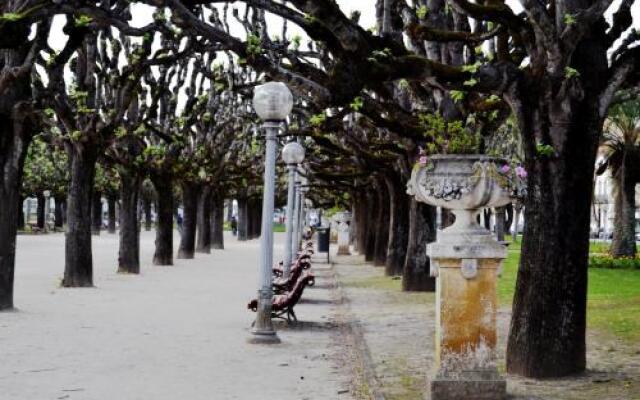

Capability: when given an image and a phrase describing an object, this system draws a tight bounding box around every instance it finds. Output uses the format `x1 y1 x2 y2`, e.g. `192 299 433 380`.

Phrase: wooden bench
247 272 315 323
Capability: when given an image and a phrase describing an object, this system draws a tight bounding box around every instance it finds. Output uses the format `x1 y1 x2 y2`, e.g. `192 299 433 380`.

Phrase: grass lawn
498 236 640 342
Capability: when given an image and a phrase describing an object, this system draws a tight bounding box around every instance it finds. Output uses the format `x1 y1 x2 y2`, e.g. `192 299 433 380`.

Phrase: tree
598 100 640 258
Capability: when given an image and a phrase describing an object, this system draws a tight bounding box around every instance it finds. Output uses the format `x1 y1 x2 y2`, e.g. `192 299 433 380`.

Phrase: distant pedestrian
177 213 183 234
231 216 238 236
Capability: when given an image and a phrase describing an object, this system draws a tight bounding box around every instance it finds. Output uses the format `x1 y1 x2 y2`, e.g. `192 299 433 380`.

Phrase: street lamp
249 81 293 344
281 142 305 279
297 176 309 249
43 190 51 232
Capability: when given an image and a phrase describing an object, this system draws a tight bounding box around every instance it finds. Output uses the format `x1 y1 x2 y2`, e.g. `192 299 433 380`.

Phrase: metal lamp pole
43 190 51 232
281 142 305 279
249 82 293 344
291 179 301 261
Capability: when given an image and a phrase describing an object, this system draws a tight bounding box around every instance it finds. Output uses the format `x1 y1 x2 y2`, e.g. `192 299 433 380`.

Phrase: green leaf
416 6 429 19
564 67 580 78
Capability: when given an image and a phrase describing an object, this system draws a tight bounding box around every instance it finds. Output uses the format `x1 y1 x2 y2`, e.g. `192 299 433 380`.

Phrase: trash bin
317 227 330 253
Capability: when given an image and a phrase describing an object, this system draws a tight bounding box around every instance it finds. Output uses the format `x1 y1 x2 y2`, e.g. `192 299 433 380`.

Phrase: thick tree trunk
384 174 408 275
106 195 116 233
247 198 256 240
54 195 65 229
356 192 369 255
178 182 199 259
118 172 141 274
36 192 45 229
507 59 606 376
63 144 98 287
373 184 390 266
211 193 225 250
91 191 102 236
610 152 637 258
495 206 506 242
364 192 377 262
196 186 212 254
237 197 249 241
483 208 492 230
505 203 514 234
402 199 437 292
151 174 174 266
350 199 358 249
0 98 33 309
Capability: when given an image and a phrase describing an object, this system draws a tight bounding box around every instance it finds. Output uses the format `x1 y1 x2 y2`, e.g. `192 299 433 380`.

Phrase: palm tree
597 100 640 258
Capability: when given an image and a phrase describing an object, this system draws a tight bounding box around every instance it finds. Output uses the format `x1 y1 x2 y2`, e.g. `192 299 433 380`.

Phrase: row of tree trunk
351 174 520 292
351 173 437 291
236 197 262 241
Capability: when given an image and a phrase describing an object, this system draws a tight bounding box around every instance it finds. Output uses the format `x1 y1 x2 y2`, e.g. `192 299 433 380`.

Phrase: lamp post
43 190 51 232
291 178 301 262
281 142 305 279
297 177 308 248
249 81 293 344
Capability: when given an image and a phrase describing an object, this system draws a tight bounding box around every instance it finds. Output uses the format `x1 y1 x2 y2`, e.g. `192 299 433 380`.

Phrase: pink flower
419 156 428 165
500 164 511 173
515 166 527 178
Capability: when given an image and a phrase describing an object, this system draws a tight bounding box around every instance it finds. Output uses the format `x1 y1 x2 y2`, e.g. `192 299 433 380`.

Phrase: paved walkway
0 231 351 400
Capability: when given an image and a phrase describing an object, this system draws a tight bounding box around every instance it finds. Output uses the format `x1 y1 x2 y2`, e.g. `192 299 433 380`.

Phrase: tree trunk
483 208 492 230
373 183 390 266
505 203 514 234
106 195 116 233
91 191 102 236
151 174 174 266
55 195 65 229
385 174 409 275
36 192 45 229
506 62 606 377
356 192 369 255
495 206 506 242
211 193 225 250
118 171 141 274
610 150 637 258
350 199 358 249
63 143 98 287
364 192 377 262
0 95 33 309
247 198 256 240
178 182 199 259
196 186 212 254
402 199 437 292
237 197 248 241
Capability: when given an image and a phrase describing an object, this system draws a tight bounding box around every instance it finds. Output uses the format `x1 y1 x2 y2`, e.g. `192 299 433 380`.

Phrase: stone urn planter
407 154 522 400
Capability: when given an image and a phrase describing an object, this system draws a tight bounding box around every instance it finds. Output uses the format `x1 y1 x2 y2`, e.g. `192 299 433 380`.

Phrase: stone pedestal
405 155 522 400
426 218 506 400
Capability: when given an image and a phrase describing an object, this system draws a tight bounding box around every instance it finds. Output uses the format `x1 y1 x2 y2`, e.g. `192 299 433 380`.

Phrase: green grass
498 238 640 341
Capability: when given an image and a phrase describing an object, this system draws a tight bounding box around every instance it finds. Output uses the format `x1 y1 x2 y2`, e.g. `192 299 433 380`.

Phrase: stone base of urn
427 217 507 400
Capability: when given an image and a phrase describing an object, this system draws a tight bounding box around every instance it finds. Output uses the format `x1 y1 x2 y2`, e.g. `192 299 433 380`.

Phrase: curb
329 262 386 400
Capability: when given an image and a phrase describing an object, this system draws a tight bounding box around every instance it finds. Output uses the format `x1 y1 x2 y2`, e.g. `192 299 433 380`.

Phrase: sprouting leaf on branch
463 78 478 87
450 90 466 103
564 67 580 78
350 96 364 112
564 14 576 25
0 13 23 22
310 113 326 127
416 6 429 19
536 143 555 157
74 15 93 28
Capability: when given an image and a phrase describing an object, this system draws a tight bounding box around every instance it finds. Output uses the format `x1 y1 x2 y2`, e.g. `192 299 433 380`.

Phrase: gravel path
0 231 351 400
